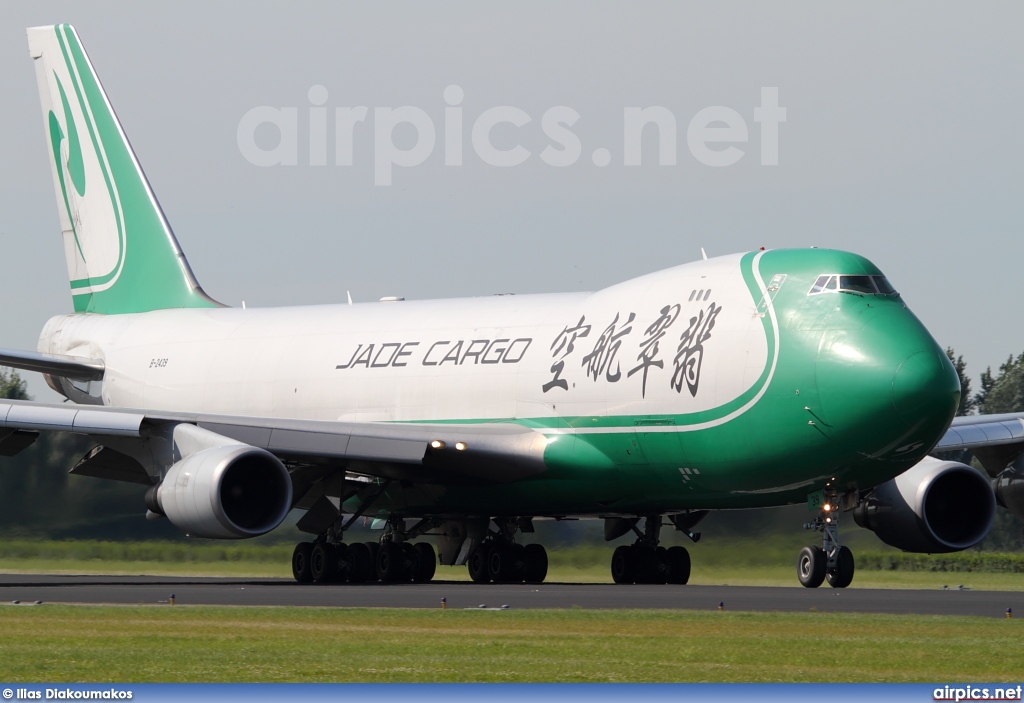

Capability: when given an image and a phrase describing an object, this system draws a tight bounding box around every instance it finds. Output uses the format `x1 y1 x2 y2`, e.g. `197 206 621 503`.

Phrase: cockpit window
874 276 897 295
840 275 876 294
808 274 898 297
810 275 830 294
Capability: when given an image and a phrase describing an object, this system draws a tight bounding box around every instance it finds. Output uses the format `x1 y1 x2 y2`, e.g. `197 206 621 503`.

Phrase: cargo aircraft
3 25 1023 588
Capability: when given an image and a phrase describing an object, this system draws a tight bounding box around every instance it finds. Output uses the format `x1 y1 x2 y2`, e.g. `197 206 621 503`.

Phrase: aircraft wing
0 398 548 486
932 412 1024 476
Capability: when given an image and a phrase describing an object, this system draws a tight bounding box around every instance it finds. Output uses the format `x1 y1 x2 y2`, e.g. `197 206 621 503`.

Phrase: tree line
0 369 181 541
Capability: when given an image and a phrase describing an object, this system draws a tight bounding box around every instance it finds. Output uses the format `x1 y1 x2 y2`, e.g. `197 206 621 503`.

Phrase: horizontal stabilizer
0 347 104 382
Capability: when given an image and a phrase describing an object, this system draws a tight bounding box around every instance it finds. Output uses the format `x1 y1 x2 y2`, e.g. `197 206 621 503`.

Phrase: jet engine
853 456 995 553
992 467 1024 522
146 444 292 539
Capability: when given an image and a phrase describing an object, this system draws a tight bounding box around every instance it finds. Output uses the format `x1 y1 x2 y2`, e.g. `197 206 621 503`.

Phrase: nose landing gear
798 493 855 588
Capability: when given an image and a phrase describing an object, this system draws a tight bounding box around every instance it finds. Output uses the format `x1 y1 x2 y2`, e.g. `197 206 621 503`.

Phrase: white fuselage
38 254 772 426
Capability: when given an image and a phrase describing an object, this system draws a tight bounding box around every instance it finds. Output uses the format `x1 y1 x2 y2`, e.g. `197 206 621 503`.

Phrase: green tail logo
48 73 87 262
30 24 220 314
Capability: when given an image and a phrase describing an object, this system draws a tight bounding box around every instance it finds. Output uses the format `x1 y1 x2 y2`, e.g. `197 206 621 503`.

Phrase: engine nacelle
146 444 292 539
853 456 995 553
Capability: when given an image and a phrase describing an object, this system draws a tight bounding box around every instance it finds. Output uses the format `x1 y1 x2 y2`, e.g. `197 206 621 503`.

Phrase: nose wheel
799 493 855 589
796 545 826 588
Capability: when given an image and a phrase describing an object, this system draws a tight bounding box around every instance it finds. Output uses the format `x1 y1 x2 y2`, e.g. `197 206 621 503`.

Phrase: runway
1 574 1020 617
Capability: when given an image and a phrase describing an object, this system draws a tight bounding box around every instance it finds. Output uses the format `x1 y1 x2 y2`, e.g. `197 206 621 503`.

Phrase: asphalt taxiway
1 574 1020 618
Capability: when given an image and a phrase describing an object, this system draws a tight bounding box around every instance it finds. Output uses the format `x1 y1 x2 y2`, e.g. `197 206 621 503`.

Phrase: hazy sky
1 2 1022 401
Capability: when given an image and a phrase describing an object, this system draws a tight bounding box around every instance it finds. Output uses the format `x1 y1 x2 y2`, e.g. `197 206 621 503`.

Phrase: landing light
455 442 468 451
823 503 833 512
430 440 446 450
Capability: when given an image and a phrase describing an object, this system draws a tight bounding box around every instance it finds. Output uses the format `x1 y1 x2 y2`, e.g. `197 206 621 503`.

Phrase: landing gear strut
610 515 691 585
465 518 548 584
799 493 855 588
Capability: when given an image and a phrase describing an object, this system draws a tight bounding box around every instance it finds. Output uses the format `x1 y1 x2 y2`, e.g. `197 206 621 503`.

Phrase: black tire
346 542 374 583
611 544 635 584
488 544 518 583
311 543 340 584
292 542 314 584
666 545 691 585
509 543 528 583
365 542 380 572
412 542 437 582
377 541 405 583
653 546 669 585
467 544 491 584
633 545 659 584
826 546 855 589
400 542 418 582
523 543 548 584
333 542 351 582
797 545 826 588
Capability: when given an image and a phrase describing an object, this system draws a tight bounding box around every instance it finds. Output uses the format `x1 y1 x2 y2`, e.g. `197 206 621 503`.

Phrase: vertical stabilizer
27 24 220 314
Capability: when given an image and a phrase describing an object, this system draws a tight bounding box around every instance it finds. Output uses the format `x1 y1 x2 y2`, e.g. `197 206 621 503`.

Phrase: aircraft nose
815 308 960 447
891 349 961 428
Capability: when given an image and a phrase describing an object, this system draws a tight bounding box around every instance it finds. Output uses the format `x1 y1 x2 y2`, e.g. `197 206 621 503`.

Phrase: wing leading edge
933 413 1024 476
0 398 548 487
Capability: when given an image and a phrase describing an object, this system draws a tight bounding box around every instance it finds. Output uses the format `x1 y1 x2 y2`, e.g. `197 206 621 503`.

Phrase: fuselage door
756 273 787 317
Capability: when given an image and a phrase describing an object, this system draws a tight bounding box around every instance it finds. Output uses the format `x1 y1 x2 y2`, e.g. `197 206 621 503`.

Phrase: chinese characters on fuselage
543 295 722 398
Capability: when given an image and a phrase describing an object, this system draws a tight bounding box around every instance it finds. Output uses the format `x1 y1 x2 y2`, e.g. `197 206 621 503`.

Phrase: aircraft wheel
523 544 548 584
365 542 380 575
611 545 636 584
797 545 826 588
346 542 374 583
333 543 351 582
488 544 518 583
311 543 340 584
666 545 691 585
377 541 405 583
653 546 669 584
400 542 418 582
467 544 491 583
510 543 528 582
292 542 314 583
412 542 437 582
632 545 659 584
826 546 855 589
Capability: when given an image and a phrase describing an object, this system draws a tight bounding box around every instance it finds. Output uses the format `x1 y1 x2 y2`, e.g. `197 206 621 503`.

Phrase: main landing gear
798 494 855 589
465 519 548 584
292 517 438 585
610 515 692 585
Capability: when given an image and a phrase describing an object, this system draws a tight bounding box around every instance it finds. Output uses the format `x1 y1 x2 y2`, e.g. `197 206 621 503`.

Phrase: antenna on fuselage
347 291 353 306
701 248 708 261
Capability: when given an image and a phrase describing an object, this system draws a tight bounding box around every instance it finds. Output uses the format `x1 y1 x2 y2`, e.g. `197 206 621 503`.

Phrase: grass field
0 605 1019 682
2 540 1021 683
